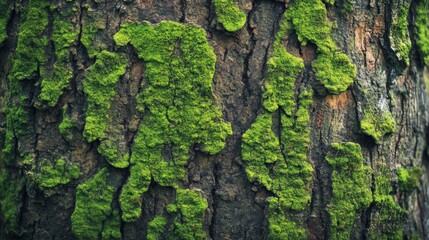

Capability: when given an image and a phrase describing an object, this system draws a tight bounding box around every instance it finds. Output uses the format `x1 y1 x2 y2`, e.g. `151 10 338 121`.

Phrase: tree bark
0 0 428 239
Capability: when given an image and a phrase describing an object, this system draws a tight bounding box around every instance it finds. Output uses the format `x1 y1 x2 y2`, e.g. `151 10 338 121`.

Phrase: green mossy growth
262 45 304 114
242 14 313 237
147 190 208 239
39 8 78 106
147 216 167 240
267 198 307 240
83 50 127 142
59 106 77 141
326 142 373 240
36 159 80 188
0 169 24 234
368 167 406 240
164 189 208 239
0 2 12 44
287 0 356 94
360 108 396 143
101 210 121 240
397 167 422 192
98 140 130 169
10 0 49 81
416 0 429 65
389 4 411 65
312 51 357 94
71 168 116 239
214 0 247 32
114 21 232 222
242 113 283 188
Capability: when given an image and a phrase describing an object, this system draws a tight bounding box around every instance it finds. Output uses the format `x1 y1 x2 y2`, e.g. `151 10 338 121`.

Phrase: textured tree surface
0 0 429 239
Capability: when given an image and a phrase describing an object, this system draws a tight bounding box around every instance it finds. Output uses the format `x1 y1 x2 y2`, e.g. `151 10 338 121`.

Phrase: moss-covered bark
0 0 428 239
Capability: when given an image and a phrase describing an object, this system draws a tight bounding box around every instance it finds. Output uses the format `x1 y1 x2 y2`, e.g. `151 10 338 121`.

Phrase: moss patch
360 108 396 143
326 142 373 239
114 21 231 223
368 167 406 239
71 168 118 239
39 7 78 106
0 169 24 234
82 50 127 142
389 3 411 65
10 0 49 81
397 167 422 192
36 159 80 188
0 2 12 44
416 0 429 65
287 0 356 94
242 14 313 238
312 51 357 94
101 210 121 240
214 0 247 32
165 189 208 239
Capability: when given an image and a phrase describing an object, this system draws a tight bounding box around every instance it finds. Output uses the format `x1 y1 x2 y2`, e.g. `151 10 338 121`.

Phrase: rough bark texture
0 0 428 239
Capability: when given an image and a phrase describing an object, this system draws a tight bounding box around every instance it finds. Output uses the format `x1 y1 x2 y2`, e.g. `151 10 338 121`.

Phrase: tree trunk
0 0 428 239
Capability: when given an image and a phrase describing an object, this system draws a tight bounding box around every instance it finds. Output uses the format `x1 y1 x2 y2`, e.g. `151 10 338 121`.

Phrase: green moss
312 51 357 94
397 167 422 192
39 8 78 106
98 140 130 168
83 50 127 143
360 108 396 143
214 0 247 32
114 21 232 222
416 0 429 65
71 168 116 239
242 113 282 188
0 2 12 44
36 159 80 188
326 142 373 240
267 198 307 240
368 167 406 239
59 108 77 141
389 4 411 65
166 189 208 239
286 0 356 94
147 190 208 239
0 169 24 234
10 0 49 81
242 14 313 238
101 210 121 240
147 216 167 240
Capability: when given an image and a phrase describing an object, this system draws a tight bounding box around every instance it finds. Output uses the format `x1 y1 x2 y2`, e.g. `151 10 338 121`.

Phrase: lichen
82 50 127 143
360 108 396 143
416 0 429 65
389 3 411 65
397 167 422 192
214 0 247 32
242 13 313 238
71 168 117 239
114 21 231 223
39 7 78 106
36 159 80 188
287 0 357 94
326 142 373 240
